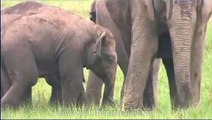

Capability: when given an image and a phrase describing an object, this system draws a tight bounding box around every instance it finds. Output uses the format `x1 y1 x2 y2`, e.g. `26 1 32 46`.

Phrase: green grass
1 0 212 119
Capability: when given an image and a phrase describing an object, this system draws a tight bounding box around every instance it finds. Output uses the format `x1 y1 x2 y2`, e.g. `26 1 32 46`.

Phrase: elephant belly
36 60 59 78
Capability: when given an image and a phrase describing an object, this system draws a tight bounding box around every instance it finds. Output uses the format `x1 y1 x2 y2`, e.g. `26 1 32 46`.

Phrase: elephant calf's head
85 26 117 104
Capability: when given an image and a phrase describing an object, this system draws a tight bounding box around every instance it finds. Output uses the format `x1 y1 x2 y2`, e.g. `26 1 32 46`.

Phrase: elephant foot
121 99 140 111
102 96 116 107
1 101 20 110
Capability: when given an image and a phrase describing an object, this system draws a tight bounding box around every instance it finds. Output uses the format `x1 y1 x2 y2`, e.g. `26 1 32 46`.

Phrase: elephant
86 0 161 110
1 1 62 104
1 5 117 107
88 0 212 110
116 0 211 110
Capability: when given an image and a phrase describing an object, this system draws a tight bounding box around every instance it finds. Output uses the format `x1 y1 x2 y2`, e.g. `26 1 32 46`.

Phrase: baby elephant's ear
95 32 106 57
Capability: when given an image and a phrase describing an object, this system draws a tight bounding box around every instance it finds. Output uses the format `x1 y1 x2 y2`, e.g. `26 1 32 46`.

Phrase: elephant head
85 26 117 105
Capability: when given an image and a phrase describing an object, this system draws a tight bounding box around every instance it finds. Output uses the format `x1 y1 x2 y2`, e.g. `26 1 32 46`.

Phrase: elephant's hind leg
162 58 177 109
1 67 11 98
143 59 160 110
77 87 87 107
45 76 62 104
21 87 32 104
1 48 38 107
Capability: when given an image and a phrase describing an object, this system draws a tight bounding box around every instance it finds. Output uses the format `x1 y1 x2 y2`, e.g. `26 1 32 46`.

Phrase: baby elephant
1 6 117 107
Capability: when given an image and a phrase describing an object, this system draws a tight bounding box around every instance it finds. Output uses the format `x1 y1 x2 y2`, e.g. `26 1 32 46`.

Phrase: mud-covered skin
1 5 117 107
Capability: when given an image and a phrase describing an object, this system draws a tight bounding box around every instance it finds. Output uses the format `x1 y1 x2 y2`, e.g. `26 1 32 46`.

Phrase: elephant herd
1 0 212 111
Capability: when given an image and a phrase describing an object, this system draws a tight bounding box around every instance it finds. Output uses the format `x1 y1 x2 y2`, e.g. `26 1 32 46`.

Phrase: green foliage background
1 0 212 119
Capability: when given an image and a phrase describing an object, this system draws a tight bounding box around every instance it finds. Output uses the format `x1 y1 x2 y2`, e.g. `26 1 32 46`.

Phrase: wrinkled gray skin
1 1 62 104
1 6 117 107
116 0 211 110
89 0 211 110
86 0 161 109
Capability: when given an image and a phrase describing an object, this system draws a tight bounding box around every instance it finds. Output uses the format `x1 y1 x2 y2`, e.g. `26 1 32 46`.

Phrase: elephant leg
1 67 11 98
143 58 161 110
1 57 38 107
86 71 103 106
122 8 157 109
45 76 62 104
61 73 84 106
61 72 84 106
116 38 130 105
52 85 62 104
190 6 210 106
162 58 177 109
20 87 32 104
59 55 84 106
77 88 87 107
117 40 130 104
49 85 62 104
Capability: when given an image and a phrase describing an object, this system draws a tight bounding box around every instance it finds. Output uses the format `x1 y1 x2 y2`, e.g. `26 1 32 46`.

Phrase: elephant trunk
101 69 116 106
167 0 197 108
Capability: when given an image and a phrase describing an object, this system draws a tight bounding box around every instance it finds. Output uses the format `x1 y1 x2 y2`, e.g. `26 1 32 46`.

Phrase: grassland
1 0 212 119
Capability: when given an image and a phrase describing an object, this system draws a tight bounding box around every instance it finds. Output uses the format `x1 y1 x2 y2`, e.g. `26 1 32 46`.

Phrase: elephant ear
144 0 155 21
95 32 106 57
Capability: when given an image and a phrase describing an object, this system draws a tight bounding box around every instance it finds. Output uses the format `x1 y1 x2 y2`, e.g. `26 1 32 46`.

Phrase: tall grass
1 0 212 119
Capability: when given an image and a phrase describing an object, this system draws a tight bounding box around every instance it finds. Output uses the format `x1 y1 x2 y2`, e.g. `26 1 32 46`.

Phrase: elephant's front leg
61 70 84 106
122 13 157 110
190 9 210 106
59 57 84 106
86 71 103 106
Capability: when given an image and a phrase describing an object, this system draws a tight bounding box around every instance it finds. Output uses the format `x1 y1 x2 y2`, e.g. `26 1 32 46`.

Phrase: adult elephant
86 0 161 110
1 5 117 107
119 0 211 110
88 0 212 110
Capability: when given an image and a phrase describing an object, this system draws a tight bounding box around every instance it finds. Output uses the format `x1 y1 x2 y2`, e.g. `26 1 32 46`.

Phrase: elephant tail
90 0 97 23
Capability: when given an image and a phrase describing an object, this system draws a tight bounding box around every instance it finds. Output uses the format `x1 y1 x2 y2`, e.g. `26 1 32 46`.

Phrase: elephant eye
107 56 113 62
